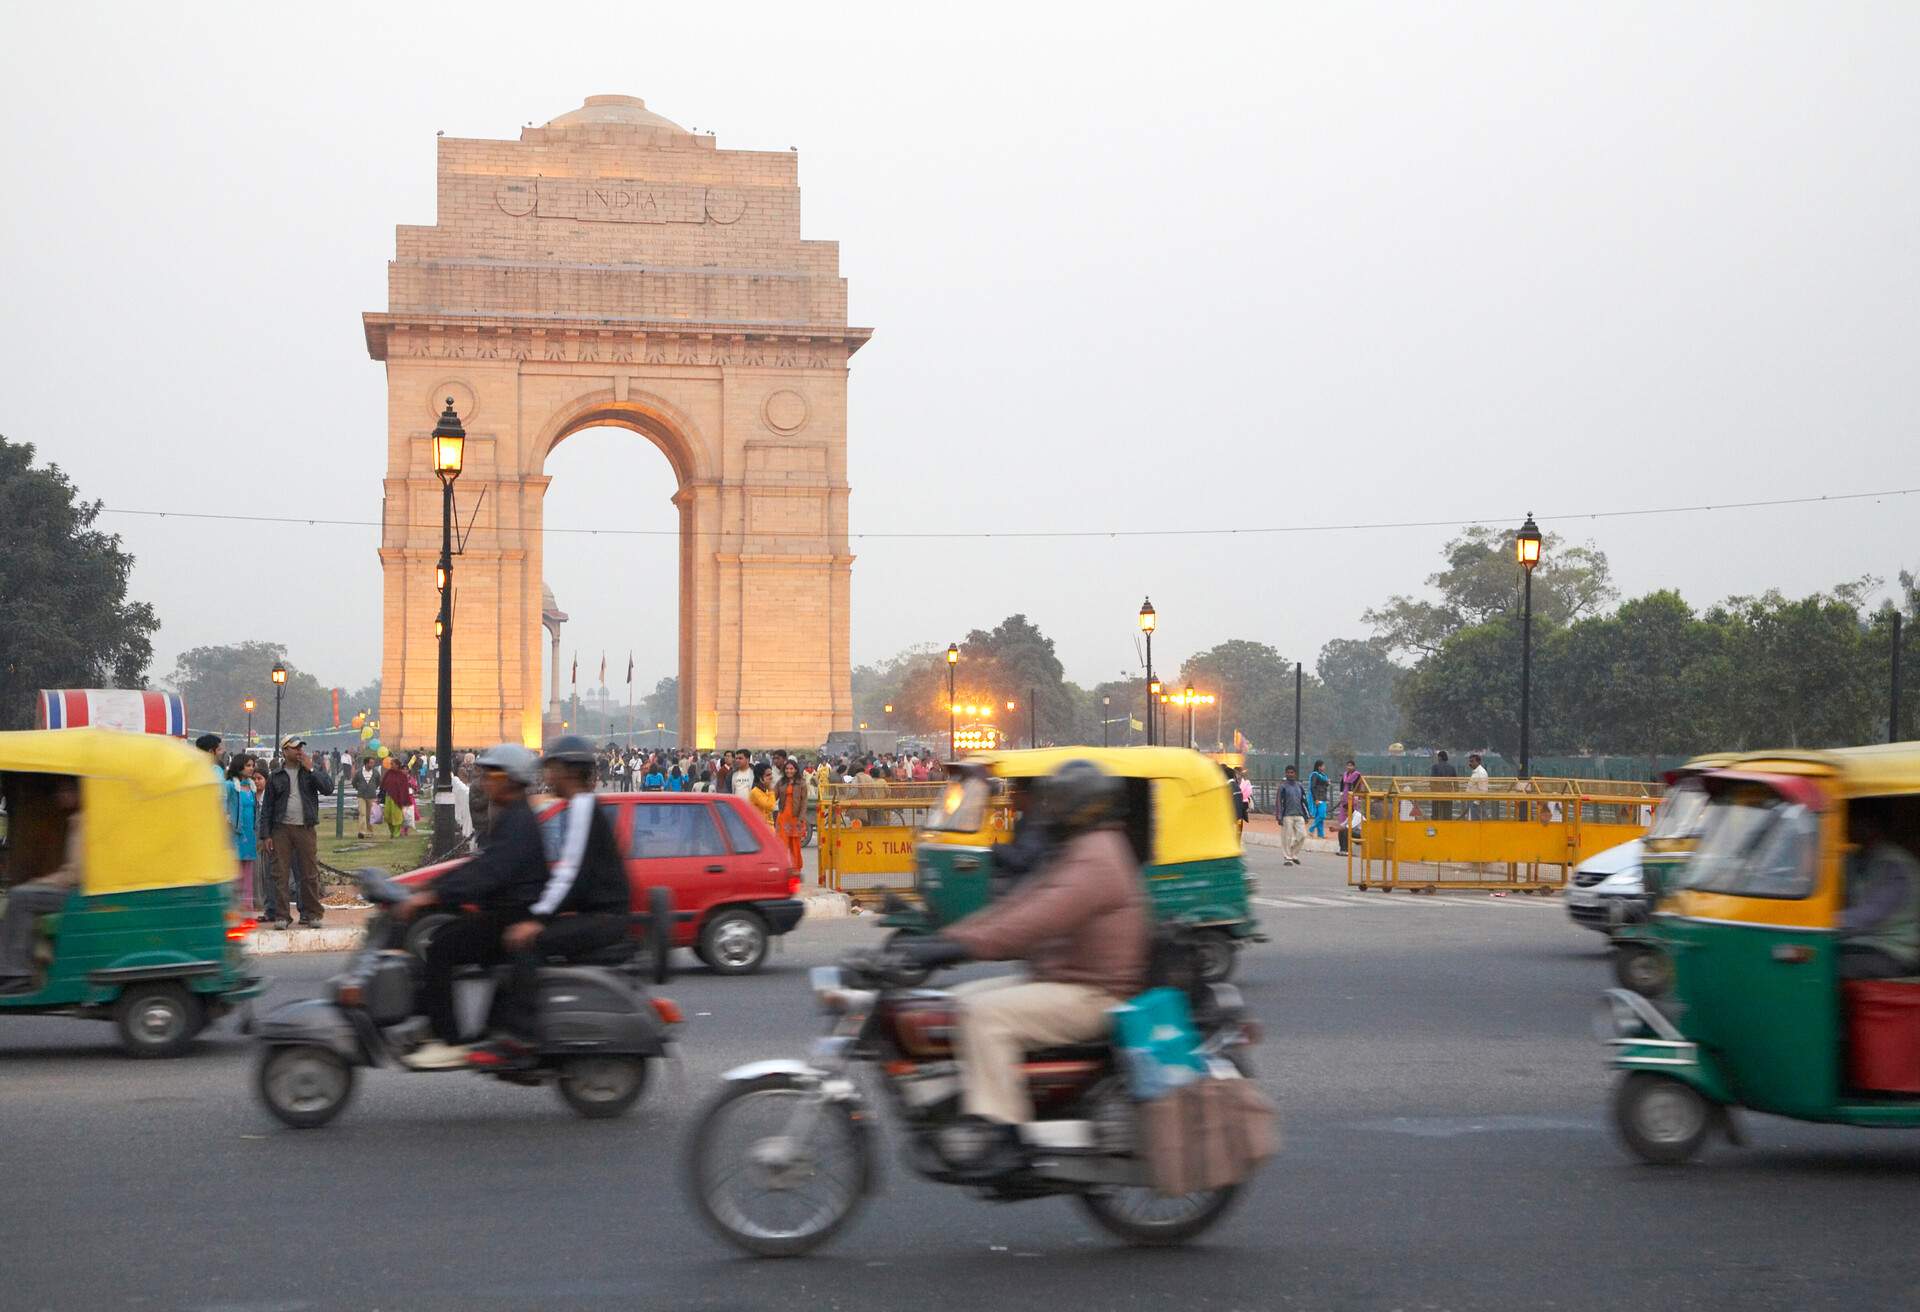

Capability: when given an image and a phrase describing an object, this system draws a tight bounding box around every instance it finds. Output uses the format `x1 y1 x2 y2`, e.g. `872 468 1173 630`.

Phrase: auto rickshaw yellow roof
0 728 235 893
1714 742 1920 800
961 746 1240 865
964 746 1232 794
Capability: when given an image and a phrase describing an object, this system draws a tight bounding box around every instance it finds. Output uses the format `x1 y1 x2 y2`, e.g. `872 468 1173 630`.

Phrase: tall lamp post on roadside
270 663 287 755
1515 513 1543 778
946 644 959 755
1138 598 1157 746
429 398 466 859
1149 677 1163 748
243 697 256 750
1103 695 1112 747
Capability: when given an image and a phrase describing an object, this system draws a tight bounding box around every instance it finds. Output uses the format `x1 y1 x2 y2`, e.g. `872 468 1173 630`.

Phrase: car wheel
1613 1072 1712 1166
700 909 769 975
1614 944 1672 997
257 1044 356 1129
114 983 203 1058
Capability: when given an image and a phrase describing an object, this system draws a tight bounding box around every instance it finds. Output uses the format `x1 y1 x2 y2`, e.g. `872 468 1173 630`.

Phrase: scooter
249 869 680 1128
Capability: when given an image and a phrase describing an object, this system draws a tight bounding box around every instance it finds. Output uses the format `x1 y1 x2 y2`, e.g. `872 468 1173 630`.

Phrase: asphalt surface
6 849 1920 1311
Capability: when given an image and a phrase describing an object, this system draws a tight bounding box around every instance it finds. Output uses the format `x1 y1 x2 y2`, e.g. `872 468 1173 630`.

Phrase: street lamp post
1138 598 1157 746
1103 695 1111 748
1184 684 1196 748
1516 512 1544 777
946 644 959 756
429 398 466 859
243 697 256 751
1149 677 1163 750
270 663 287 755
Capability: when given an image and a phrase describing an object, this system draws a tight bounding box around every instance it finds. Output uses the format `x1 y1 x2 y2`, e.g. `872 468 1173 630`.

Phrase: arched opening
540 422 684 748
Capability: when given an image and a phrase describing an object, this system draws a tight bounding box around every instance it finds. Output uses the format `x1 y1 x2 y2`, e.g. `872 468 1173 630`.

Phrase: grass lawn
317 805 434 883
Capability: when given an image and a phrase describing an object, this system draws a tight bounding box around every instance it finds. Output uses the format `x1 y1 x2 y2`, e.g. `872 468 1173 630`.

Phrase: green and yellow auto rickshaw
1605 744 1920 1163
884 747 1262 980
0 728 261 1056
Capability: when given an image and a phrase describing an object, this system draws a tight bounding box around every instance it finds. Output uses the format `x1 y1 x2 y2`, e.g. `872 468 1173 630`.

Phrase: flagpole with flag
569 650 578 731
626 650 635 746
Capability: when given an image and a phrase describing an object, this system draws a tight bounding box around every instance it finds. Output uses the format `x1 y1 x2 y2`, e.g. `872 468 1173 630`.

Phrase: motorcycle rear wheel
556 1055 649 1118
1077 1182 1243 1246
687 1072 869 1258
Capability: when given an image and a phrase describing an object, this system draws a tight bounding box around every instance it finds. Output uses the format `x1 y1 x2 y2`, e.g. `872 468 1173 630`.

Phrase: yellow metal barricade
1345 776 1658 893
816 781 949 907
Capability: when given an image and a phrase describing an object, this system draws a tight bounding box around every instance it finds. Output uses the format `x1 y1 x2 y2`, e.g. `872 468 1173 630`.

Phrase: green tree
640 675 678 734
0 436 159 728
1315 637 1406 750
1697 588 1879 748
1177 639 1294 749
1398 615 1531 758
1365 525 1615 659
169 641 335 740
851 643 940 729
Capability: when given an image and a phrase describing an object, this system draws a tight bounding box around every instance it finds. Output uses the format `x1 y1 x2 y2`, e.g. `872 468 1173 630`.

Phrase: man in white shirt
731 753 756 796
1466 753 1490 820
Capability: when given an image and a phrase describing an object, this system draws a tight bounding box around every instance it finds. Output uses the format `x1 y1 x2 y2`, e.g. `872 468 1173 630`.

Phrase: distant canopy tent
37 689 187 737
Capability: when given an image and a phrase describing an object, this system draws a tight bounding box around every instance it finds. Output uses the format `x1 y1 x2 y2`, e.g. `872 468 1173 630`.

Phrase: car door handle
954 857 981 872
705 864 726 874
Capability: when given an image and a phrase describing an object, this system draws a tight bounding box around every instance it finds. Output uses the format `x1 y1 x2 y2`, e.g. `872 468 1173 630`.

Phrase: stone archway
367 95 869 750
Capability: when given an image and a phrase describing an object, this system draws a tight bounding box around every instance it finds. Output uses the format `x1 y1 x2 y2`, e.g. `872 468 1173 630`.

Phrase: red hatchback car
401 792 805 974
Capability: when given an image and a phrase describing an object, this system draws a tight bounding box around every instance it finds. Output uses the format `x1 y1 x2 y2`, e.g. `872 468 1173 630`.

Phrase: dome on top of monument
544 95 688 134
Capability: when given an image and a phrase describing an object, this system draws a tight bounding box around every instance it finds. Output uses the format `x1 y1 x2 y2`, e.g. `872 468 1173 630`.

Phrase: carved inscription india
495 178 746 225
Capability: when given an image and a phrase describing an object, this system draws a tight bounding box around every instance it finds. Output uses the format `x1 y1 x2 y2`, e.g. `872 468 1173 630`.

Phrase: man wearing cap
262 738 335 930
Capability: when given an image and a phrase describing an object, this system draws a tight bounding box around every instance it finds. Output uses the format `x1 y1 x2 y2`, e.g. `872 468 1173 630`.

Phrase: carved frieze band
384 324 845 369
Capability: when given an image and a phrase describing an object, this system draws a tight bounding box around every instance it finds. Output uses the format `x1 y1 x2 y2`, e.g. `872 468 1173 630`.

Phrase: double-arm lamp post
430 399 466 859
1516 513 1543 778
270 663 287 754
946 644 959 756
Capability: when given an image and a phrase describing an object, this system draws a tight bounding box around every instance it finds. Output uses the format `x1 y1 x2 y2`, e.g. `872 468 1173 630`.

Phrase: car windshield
1684 789 1817 899
923 774 990 833
1647 780 1712 841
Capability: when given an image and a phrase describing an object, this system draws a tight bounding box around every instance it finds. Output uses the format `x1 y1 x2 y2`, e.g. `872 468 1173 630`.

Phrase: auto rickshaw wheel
1192 931 1237 983
1613 1072 1712 1166
1614 944 1672 997
257 1044 356 1129
113 983 203 1058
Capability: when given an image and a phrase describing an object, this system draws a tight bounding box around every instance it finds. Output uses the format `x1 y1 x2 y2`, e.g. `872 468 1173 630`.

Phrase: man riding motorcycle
397 739 629 1069
894 759 1148 1175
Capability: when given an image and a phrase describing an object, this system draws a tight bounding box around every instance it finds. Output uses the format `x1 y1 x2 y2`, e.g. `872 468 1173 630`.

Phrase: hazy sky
4 2 1916 708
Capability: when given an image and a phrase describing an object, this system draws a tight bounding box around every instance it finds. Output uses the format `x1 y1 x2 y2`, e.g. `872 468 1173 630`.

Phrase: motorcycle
684 947 1261 1256
249 869 680 1128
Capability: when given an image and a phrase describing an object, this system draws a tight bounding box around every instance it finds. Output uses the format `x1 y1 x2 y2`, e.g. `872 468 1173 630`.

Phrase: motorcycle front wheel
1077 1182 1243 1247
686 1072 870 1258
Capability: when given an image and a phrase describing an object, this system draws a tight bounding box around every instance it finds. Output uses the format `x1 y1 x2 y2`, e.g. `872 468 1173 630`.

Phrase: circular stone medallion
705 188 747 225
763 389 808 434
428 380 478 425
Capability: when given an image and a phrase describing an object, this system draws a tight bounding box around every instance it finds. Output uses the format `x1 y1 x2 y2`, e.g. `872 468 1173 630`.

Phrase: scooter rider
397 744 550 1069
892 759 1149 1175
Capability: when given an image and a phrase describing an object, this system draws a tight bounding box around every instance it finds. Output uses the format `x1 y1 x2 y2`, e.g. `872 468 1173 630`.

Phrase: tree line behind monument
4 433 1915 764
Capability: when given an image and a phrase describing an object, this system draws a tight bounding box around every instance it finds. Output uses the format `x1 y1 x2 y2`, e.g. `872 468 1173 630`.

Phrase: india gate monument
367 95 868 750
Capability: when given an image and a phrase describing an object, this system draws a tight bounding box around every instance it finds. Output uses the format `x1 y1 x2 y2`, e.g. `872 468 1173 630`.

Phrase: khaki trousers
1281 815 1307 861
952 976 1116 1124
269 823 324 923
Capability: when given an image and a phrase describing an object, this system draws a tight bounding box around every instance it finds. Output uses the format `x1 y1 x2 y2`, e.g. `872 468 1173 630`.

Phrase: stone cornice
364 313 872 365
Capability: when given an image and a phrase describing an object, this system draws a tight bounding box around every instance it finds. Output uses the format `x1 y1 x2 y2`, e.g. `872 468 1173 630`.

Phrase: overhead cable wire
94 484 1920 542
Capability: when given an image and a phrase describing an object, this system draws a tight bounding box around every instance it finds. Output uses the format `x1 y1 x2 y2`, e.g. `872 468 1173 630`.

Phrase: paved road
6 848 1919 1311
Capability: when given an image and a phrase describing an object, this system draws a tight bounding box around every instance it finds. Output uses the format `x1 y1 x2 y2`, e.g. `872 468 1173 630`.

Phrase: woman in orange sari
774 758 807 875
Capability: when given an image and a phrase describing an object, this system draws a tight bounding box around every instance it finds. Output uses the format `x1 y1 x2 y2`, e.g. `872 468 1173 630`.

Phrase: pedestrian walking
263 738 334 929
353 755 380 836
748 762 778 825
1307 759 1330 837
380 755 416 839
1336 759 1363 854
224 755 260 911
1225 764 1249 838
731 752 756 798
1275 764 1310 866
1466 752 1490 820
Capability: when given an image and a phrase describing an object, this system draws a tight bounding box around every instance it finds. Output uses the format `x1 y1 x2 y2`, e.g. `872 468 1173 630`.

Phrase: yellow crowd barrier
1344 776 1658 893
816 781 950 907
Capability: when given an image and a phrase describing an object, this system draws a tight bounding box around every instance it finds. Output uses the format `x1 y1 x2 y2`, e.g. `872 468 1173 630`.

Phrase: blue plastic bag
1111 987 1207 1100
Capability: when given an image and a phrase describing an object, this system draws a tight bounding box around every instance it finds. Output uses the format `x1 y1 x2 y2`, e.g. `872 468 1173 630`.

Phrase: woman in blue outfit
1307 759 1331 838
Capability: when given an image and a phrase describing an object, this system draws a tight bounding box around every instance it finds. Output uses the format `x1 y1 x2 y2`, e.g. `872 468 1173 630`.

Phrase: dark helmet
543 734 597 767
1036 759 1122 838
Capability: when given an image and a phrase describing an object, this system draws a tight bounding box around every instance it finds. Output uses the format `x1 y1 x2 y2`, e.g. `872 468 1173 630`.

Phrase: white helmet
474 743 539 787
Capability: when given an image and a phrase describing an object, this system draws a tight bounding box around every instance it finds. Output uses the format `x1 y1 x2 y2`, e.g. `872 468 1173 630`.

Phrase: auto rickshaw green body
885 747 1261 979
1606 746 1920 1164
0 728 261 1055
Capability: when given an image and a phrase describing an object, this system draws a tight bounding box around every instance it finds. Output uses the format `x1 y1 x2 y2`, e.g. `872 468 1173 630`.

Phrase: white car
1565 838 1648 936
